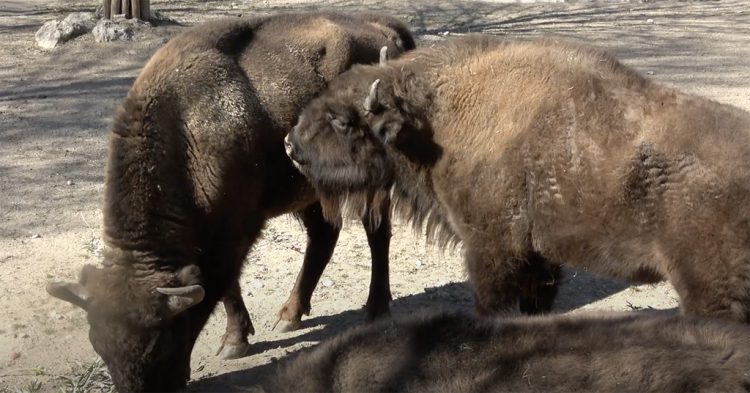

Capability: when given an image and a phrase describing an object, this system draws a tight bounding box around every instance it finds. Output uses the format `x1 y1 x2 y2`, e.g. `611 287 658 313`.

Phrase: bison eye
326 111 353 136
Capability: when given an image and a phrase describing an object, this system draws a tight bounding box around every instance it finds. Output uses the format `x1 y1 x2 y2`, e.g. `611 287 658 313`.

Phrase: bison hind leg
518 253 561 315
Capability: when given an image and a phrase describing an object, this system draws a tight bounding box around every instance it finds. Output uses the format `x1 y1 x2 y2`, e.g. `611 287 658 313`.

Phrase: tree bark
103 0 149 21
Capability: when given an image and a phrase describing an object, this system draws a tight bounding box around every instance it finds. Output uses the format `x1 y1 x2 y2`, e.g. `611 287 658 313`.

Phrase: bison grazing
285 34 750 323
254 311 750 393
43 12 415 392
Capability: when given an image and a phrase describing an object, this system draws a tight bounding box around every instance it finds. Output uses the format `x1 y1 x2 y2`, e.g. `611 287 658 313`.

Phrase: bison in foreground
44 12 415 392
285 34 750 323
253 310 750 393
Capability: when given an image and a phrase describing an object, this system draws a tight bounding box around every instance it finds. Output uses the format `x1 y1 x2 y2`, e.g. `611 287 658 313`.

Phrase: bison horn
156 285 205 316
363 79 381 112
379 46 388 66
46 282 90 311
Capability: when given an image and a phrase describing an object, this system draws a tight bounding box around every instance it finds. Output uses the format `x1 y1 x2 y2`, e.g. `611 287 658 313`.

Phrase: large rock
63 12 98 37
92 19 134 42
35 20 74 49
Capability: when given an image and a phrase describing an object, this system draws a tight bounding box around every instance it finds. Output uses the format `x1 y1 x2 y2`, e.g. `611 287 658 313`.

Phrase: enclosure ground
1 0 749 391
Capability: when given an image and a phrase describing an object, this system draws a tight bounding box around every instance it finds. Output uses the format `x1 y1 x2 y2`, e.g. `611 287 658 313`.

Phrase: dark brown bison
43 12 415 392
285 34 750 323
252 310 750 393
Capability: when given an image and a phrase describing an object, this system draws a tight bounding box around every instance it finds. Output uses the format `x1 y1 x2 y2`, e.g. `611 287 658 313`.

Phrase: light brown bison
285 34 750 323
252 310 750 393
43 12 415 392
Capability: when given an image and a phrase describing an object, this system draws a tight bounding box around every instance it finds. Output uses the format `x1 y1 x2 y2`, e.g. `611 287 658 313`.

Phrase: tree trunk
103 0 150 21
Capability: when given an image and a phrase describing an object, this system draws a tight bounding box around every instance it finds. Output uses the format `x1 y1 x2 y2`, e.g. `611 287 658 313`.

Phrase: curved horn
156 285 205 316
379 46 388 66
46 282 90 311
363 79 381 113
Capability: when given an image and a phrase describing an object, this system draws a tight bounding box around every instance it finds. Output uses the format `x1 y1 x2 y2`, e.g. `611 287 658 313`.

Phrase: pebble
18 333 29 338
10 352 19 360
322 279 334 287
31 234 41 239
67 180 74 186
50 311 65 320
647 19 654 23
646 71 654 75
415 260 423 267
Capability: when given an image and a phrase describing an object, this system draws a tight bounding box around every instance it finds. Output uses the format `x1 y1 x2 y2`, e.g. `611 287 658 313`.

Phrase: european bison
253 310 750 393
44 12 415 392
285 34 750 323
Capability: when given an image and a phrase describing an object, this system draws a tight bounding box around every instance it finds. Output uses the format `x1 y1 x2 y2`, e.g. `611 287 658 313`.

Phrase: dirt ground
1 0 749 391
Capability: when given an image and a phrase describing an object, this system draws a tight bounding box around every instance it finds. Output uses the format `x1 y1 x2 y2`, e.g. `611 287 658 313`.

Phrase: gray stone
92 19 134 43
35 20 70 50
63 12 98 37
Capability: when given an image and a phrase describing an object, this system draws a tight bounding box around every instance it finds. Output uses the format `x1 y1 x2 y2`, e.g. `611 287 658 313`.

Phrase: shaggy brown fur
44 13 415 393
252 310 750 393
286 34 750 323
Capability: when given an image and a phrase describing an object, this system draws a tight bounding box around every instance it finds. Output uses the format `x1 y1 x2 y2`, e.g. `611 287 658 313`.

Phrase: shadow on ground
188 266 636 392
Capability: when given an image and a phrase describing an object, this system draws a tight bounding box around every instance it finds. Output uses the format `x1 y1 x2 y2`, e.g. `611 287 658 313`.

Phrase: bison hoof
272 318 301 333
217 343 250 360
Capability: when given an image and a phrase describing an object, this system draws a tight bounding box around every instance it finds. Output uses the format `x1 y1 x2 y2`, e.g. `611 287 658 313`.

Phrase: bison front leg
465 247 523 317
273 202 340 333
518 253 561 315
216 279 255 360
362 200 393 322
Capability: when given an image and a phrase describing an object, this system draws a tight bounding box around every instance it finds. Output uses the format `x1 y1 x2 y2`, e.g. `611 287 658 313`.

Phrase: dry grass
1 358 115 393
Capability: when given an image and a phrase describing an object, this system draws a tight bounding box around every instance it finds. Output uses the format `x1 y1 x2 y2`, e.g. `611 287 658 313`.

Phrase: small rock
67 180 74 186
415 260 423 267
253 282 264 288
646 71 654 75
441 31 450 36
322 279 334 287
31 234 41 239
50 311 65 320
92 19 134 43
18 333 29 339
10 352 19 360
646 19 654 23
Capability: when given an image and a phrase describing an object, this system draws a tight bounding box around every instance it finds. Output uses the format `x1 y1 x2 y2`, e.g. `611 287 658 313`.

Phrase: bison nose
284 134 295 158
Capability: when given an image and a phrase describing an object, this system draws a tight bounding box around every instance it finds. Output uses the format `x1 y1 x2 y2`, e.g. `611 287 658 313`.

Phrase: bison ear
326 111 352 136
371 111 404 144
46 282 90 311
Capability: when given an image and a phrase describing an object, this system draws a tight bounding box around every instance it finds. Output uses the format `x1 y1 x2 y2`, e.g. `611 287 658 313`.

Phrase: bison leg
273 202 340 333
362 200 393 322
216 279 255 360
518 253 561 315
465 247 523 316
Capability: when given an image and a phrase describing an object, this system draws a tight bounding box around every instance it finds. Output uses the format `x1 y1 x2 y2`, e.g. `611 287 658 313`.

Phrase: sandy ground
1 0 749 391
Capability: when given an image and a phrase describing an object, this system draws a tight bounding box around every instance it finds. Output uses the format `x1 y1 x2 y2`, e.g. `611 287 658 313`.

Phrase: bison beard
252 310 750 393
287 33 750 324
44 12 416 393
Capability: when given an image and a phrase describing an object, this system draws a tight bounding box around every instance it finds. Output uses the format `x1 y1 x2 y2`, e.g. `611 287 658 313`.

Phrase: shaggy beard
317 187 392 232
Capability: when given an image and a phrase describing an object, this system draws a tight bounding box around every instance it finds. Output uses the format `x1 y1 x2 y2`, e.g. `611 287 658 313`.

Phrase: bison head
285 47 415 224
46 260 206 392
